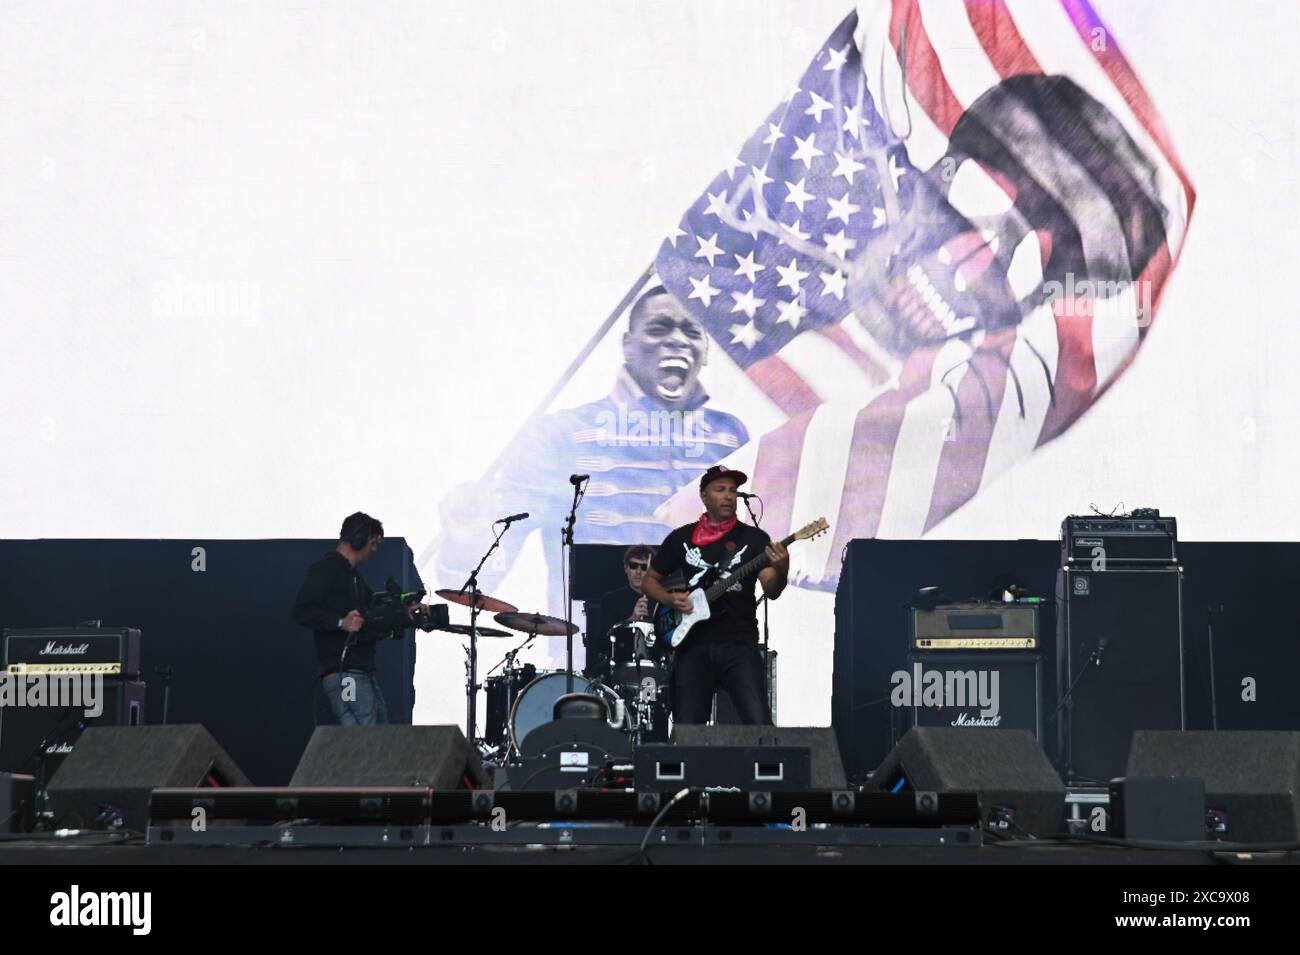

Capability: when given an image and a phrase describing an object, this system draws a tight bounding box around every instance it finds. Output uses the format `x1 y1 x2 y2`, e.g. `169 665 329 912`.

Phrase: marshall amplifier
1061 515 1177 567
904 653 1043 739
911 603 1039 650
3 627 142 677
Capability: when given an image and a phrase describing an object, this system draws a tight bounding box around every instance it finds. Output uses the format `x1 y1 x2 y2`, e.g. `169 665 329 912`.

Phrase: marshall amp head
1062 515 1177 567
3 627 141 677
911 603 1038 651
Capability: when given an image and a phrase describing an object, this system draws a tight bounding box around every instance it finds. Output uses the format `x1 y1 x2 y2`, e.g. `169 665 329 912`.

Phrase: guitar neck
703 531 796 602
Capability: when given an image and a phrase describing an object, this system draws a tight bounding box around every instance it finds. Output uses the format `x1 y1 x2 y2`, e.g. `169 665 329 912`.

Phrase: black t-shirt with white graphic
650 521 771 644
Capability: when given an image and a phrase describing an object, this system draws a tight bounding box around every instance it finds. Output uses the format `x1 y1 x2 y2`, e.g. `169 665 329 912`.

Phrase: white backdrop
3 1 1298 729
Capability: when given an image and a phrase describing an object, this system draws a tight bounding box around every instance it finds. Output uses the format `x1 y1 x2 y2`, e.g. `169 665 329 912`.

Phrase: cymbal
435 588 518 615
437 624 513 638
493 612 579 637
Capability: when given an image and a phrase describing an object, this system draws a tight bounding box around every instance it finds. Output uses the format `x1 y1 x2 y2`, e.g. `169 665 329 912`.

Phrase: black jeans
671 639 771 725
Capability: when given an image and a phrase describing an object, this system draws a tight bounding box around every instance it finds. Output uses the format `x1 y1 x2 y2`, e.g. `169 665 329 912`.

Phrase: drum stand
488 630 540 759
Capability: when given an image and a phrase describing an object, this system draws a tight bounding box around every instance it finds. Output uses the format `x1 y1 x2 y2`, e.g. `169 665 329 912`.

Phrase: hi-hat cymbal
493 612 579 637
437 624 513 638
435 588 518 615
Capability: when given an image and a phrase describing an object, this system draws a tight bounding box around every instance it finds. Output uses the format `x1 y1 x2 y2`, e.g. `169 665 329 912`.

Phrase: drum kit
433 587 672 762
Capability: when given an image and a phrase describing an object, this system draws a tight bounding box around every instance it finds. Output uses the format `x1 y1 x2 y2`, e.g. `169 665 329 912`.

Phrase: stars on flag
694 232 724 266
832 151 866 185
827 193 861 225
805 90 833 122
790 133 824 170
656 22 898 365
729 320 764 349
729 287 766 319
688 274 721 307
784 178 815 213
733 251 765 283
775 298 809 329
775 258 810 295
821 270 848 300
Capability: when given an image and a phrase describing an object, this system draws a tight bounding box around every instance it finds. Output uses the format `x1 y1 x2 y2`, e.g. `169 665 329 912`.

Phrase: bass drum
508 671 620 755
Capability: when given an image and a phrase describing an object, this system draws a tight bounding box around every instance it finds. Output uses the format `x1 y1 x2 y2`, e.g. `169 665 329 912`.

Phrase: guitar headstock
793 517 829 542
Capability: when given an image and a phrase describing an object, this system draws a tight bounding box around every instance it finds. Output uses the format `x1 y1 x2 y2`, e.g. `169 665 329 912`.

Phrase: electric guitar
662 517 830 649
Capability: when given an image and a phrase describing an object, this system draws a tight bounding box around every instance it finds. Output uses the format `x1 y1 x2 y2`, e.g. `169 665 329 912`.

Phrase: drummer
589 545 660 674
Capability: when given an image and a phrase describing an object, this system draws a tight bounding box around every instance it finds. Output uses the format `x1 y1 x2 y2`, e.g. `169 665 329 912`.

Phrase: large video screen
4 1 1297 727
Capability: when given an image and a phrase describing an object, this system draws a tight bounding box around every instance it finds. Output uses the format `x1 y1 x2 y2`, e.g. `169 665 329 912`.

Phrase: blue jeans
321 670 389 726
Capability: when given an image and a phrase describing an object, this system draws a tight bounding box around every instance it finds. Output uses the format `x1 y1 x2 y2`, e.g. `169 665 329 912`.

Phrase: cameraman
292 511 417 725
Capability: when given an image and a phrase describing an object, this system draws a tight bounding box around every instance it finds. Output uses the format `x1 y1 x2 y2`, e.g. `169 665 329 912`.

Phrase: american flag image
649 0 1194 588
428 0 1194 600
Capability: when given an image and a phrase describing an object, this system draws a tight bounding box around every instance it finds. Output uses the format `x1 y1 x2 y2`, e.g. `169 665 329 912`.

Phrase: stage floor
2 841 1295 865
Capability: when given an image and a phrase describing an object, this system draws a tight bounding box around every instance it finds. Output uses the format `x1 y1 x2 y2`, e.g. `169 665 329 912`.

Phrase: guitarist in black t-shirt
641 465 789 725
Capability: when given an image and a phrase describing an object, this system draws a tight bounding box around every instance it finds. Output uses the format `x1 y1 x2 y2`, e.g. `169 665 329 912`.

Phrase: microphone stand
743 494 771 715
459 520 514 744
1051 638 1107 783
562 478 587 694
154 665 173 725
1207 605 1223 731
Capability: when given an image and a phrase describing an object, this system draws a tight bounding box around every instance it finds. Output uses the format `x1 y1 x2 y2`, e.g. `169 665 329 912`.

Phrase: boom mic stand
459 521 515 743
1051 637 1108 783
562 477 587 694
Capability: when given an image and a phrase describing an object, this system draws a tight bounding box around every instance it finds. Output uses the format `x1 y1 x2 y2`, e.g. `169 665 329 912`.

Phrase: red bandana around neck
692 512 737 546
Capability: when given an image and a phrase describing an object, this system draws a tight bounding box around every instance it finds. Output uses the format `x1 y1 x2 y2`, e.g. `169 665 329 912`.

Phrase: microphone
569 474 590 485
495 512 529 524
737 491 757 499
1094 637 1108 665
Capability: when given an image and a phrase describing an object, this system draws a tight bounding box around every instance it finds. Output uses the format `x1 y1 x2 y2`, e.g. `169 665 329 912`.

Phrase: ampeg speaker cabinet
1057 566 1184 783
290 725 490 789
904 653 1043 739
0 679 145 779
1127 731 1300 843
46 724 250 831
865 727 1065 837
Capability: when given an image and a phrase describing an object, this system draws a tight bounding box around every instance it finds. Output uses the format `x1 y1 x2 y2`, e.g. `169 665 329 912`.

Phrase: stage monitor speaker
865 727 1065 837
0 679 145 779
1057 566 1184 783
670 724 846 790
45 724 250 831
290 725 489 789
1126 731 1300 843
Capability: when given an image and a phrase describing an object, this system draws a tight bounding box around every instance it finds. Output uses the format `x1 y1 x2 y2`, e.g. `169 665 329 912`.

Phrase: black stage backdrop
834 539 1300 782
0 539 419 785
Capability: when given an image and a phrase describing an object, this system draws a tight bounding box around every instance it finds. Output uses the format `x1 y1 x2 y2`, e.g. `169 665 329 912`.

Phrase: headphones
347 517 375 551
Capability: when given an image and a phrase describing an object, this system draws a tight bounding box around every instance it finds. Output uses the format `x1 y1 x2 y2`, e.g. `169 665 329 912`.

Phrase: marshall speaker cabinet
904 652 1043 739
